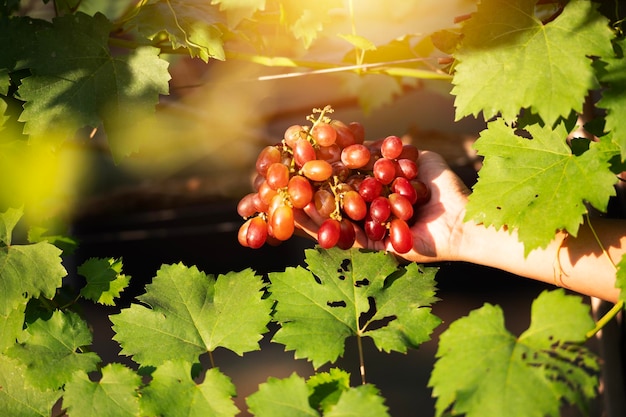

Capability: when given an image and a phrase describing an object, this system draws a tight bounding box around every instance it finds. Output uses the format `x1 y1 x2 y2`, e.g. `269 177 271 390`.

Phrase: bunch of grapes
237 105 431 254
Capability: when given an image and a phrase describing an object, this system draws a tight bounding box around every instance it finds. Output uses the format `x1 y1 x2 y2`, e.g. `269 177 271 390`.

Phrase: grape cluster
237 105 431 253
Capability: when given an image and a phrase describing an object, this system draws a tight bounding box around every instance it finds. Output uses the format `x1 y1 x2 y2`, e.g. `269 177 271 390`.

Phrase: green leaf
17 12 170 156
111 263 271 366
279 0 343 48
339 72 403 115
338 33 376 51
0 16 50 72
130 0 227 61
269 247 440 368
452 0 614 125
0 354 62 417
211 0 266 27
429 289 598 417
325 384 390 417
307 368 351 413
0 303 26 353
0 208 67 316
6 310 100 390
466 119 618 254
63 363 142 417
78 257 130 306
246 373 319 417
597 38 626 158
141 360 239 417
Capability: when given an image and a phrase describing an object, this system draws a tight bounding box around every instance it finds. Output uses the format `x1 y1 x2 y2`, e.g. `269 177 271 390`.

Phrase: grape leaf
279 0 343 48
246 373 318 417
452 0 614 125
269 247 440 369
0 354 62 417
141 360 239 417
0 207 67 316
111 263 271 367
63 363 142 417
0 16 50 72
597 38 626 158
78 257 130 306
211 0 266 27
17 12 170 157
324 384 389 417
6 310 100 390
246 371 390 417
130 0 227 62
429 289 598 417
339 72 403 115
466 118 618 254
307 368 351 413
0 303 26 353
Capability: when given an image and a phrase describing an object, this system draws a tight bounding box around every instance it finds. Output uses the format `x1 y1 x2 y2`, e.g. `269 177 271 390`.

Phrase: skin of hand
293 150 471 263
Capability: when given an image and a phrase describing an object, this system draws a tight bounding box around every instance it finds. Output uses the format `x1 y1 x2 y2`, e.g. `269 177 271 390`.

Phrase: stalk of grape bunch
237 105 431 253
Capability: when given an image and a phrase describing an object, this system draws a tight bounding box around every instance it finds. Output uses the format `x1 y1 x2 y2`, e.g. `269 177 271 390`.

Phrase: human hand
294 150 471 263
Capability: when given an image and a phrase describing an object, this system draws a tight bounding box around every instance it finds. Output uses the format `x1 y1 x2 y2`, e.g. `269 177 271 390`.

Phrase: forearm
453 217 624 303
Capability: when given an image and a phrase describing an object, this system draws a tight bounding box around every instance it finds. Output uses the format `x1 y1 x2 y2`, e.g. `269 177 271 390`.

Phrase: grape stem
356 333 366 385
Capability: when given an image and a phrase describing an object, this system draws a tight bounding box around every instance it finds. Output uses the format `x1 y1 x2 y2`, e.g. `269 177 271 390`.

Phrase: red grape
311 122 337 146
293 138 316 167
266 162 290 190
388 193 414 221
389 218 413 254
317 144 341 163
341 144 371 169
288 175 313 209
348 121 365 144
396 158 418 179
331 121 356 148
358 176 383 203
256 146 281 176
284 124 304 148
342 190 367 221
391 177 418 204
364 214 386 241
314 189 336 218
301 159 333 182
381 135 403 159
270 204 295 241
412 179 431 205
246 216 268 249
237 193 258 218
337 218 356 249
318 218 341 248
369 196 391 223
373 158 397 185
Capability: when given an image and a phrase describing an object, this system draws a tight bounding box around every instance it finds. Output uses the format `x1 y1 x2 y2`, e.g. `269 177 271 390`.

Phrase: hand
294 150 471 263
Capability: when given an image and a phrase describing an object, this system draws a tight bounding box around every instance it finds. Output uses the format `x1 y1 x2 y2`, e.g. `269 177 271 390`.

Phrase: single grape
318 218 341 249
237 192 258 218
341 144 371 169
258 180 278 206
380 135 403 159
284 124 304 148
373 158 397 185
388 193 414 221
301 159 333 182
337 218 356 249
331 161 351 182
364 214 386 241
256 145 282 176
396 158 418 179
331 120 356 148
311 122 337 147
358 176 383 203
317 144 341 163
314 189 336 218
412 179 432 205
293 138 316 167
266 162 290 190
252 192 269 213
389 218 413 254
348 121 365 144
369 196 391 223
246 216 268 248
399 144 419 161
288 175 313 209
238 219 251 247
270 204 295 241
341 190 367 221
391 177 418 205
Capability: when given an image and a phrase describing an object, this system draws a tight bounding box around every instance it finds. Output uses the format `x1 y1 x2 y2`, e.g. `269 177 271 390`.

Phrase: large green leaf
429 289 598 417
0 354 62 417
6 310 100 390
63 363 142 417
452 0 614 125
466 118 618 254
246 373 319 417
111 263 272 367
17 12 170 156
269 247 440 368
0 304 26 353
0 208 67 316
129 0 227 61
141 361 239 417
